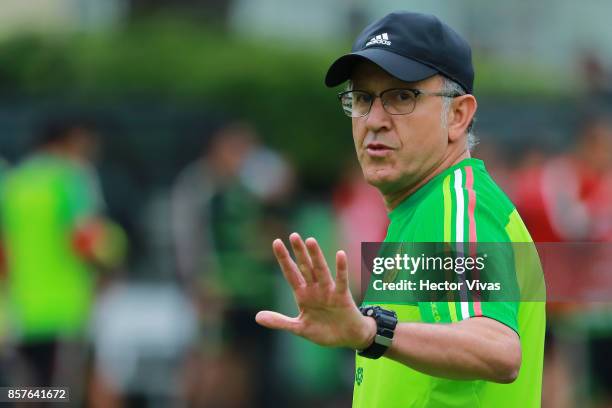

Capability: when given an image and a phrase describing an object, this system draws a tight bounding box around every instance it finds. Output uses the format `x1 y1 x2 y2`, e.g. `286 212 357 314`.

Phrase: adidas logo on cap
365 33 391 47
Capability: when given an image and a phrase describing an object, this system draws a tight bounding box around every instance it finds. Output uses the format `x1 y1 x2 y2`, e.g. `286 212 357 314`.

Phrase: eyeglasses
337 88 461 118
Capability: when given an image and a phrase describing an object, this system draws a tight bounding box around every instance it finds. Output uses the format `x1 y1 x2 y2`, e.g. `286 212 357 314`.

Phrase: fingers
255 311 301 335
335 250 349 293
305 237 334 287
274 233 344 290
272 239 305 290
289 233 315 284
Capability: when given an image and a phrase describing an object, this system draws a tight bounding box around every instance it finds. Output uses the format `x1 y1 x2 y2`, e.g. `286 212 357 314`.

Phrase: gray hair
440 77 478 151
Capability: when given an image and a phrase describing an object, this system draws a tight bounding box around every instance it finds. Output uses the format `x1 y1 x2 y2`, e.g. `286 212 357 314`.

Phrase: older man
256 12 545 407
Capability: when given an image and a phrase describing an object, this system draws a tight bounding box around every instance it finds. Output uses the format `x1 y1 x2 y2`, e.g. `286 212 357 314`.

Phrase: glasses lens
340 91 371 117
382 89 417 115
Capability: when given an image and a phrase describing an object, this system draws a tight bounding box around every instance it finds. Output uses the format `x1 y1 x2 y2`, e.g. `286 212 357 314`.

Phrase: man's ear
447 95 477 142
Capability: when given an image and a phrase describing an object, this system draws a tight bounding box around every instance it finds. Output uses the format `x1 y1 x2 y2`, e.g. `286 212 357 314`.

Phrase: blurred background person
511 113 612 408
0 114 127 406
332 161 388 299
513 114 612 243
0 156 10 390
172 121 287 408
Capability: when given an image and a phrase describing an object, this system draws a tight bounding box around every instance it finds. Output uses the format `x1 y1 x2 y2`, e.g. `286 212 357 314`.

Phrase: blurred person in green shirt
0 157 10 387
173 122 279 407
1 115 126 394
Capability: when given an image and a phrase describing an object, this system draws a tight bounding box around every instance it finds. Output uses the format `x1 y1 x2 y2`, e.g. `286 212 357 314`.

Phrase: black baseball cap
325 12 474 93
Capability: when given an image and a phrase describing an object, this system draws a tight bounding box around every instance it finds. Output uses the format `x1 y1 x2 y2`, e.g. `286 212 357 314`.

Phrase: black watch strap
357 306 398 359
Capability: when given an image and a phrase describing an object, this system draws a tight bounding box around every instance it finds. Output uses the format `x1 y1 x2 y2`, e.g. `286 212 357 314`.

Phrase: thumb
255 311 301 334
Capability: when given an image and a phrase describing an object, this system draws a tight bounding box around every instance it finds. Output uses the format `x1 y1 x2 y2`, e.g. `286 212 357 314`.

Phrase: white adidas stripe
453 169 470 320
454 169 464 244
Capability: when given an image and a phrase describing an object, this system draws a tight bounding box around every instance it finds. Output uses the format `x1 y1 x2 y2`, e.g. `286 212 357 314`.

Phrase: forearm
383 318 521 383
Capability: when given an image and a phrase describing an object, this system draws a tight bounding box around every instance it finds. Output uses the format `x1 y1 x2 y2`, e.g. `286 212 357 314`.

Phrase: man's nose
365 96 392 132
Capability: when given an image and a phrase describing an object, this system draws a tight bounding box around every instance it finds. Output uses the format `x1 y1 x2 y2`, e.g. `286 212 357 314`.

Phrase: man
172 122 278 407
256 12 545 407
1 115 126 402
511 115 612 407
513 115 612 242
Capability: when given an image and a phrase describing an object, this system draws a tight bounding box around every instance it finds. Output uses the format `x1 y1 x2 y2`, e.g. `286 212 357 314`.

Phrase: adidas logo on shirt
365 33 391 47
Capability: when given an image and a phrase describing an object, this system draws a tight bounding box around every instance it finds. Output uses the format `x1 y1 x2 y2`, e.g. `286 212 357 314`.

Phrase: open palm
255 233 373 350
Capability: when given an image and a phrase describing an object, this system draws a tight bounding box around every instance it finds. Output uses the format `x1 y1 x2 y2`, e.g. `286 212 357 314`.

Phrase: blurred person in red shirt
513 115 612 243
332 162 388 300
512 114 612 408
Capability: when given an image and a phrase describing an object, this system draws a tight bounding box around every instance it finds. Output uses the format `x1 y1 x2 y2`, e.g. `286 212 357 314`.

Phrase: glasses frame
337 88 462 118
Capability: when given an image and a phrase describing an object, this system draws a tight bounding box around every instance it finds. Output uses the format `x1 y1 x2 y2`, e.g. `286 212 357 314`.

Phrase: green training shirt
2 153 103 340
353 158 546 408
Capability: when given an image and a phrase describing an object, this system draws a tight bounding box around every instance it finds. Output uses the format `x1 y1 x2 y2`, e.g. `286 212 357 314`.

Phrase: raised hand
255 233 375 350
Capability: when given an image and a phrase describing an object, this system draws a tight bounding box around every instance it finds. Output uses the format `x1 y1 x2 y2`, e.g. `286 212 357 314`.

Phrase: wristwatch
357 306 398 359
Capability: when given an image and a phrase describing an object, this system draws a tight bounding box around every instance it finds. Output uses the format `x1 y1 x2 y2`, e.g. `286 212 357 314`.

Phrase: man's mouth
366 143 394 157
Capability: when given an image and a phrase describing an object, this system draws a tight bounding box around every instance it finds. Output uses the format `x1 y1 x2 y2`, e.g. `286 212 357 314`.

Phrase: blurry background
0 0 612 407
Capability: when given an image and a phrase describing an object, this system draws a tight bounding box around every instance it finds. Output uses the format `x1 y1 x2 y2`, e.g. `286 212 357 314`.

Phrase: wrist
354 315 377 350
356 306 398 359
